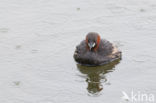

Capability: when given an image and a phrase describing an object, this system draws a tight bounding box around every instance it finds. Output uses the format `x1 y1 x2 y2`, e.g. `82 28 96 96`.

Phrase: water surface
0 0 156 103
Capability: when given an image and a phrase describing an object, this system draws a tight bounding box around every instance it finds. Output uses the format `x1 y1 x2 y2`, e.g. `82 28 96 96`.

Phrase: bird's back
74 39 121 66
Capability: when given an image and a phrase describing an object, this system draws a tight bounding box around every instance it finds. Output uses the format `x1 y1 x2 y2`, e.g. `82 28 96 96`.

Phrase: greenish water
77 59 121 95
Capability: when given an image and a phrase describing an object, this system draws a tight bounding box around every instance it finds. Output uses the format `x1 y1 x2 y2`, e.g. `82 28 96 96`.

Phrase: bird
73 32 121 66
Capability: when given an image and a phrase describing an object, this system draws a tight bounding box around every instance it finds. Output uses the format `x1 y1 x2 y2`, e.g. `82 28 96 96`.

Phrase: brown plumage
73 32 121 66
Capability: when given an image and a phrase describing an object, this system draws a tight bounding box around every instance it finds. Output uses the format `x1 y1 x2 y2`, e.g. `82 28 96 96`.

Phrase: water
0 0 156 103
77 59 121 95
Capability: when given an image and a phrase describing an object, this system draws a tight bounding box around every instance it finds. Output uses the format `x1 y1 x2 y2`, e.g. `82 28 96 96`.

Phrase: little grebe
73 32 121 66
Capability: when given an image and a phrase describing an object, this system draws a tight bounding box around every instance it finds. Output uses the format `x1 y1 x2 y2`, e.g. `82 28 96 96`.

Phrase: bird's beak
88 42 96 50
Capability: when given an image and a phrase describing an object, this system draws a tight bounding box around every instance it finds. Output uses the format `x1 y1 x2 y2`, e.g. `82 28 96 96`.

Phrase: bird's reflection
76 59 121 95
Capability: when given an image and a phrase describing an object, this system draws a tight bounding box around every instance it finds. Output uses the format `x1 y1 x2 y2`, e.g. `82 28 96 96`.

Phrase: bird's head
86 32 101 51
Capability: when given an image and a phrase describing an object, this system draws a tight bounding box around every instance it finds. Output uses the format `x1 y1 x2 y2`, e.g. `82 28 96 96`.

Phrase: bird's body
73 32 121 66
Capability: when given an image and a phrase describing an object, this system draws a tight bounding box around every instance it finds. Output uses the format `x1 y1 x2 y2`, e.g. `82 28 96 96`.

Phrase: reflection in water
76 59 121 95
